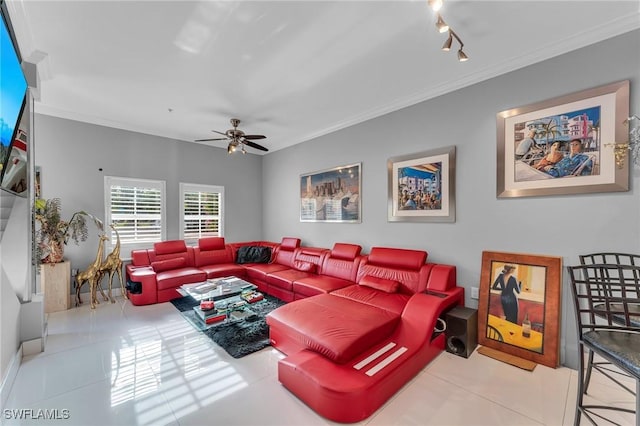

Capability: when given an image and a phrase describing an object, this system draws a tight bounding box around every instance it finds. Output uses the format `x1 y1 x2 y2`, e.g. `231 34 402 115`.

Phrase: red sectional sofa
125 237 464 423
266 246 464 422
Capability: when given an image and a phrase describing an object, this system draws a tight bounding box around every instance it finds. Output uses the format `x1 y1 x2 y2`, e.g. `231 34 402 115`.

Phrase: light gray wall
262 29 640 369
34 115 264 274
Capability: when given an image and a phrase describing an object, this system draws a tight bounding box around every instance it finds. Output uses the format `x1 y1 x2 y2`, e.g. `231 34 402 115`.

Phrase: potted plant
34 198 103 264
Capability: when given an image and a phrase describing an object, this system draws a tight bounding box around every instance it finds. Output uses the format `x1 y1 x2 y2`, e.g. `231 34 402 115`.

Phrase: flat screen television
0 0 28 196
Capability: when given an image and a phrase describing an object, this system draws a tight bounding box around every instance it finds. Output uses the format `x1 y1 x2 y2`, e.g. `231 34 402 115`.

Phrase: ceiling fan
195 118 269 154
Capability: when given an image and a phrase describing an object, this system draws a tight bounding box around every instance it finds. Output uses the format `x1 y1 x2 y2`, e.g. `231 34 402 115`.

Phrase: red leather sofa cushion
198 237 225 251
266 247 327 294
293 260 316 273
367 247 426 270
248 238 299 273
318 248 363 283
292 275 354 298
155 268 206 291
131 249 150 266
267 269 314 291
330 243 362 260
331 285 410 316
198 263 246 279
154 240 188 256
151 257 186 273
267 294 400 364
280 237 301 250
246 263 289 282
359 275 399 293
194 249 234 267
426 264 457 292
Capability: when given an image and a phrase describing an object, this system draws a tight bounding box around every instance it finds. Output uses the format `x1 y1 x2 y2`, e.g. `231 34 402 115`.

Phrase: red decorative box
200 300 215 311
205 313 226 324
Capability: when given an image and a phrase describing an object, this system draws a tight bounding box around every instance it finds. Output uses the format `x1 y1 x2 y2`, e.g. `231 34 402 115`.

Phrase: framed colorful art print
497 80 629 198
387 146 455 223
478 251 562 368
300 163 361 223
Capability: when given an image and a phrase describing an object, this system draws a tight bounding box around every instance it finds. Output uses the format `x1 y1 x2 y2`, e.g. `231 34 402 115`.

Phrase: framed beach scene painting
387 146 455 223
497 80 629 198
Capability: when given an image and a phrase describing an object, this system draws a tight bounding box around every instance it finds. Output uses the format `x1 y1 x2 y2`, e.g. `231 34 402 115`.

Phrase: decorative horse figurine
74 233 109 309
97 224 126 303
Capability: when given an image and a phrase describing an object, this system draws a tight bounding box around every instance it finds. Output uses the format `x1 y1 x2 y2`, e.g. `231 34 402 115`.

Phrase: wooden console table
40 261 71 313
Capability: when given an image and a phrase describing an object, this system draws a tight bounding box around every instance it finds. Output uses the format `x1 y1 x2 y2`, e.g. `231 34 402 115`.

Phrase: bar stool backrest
568 263 640 332
580 252 640 266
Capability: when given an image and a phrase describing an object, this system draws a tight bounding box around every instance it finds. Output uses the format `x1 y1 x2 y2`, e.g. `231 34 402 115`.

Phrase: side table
40 260 71 313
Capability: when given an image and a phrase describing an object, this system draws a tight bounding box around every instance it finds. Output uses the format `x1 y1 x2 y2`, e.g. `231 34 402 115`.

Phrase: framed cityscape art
387 146 455 223
497 80 629 198
299 163 361 223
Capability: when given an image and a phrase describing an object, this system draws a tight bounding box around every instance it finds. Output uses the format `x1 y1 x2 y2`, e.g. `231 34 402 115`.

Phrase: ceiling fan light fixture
435 14 449 33
457 48 469 62
198 118 269 154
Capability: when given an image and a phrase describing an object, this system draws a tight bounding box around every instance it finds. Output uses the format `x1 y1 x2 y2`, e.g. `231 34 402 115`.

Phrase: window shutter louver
105 177 166 248
180 184 224 240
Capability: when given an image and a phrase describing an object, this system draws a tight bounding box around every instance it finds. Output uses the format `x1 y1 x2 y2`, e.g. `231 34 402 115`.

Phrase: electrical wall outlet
471 287 479 299
71 268 78 276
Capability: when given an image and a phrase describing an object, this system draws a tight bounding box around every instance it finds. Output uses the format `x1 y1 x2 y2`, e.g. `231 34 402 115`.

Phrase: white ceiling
7 1 640 154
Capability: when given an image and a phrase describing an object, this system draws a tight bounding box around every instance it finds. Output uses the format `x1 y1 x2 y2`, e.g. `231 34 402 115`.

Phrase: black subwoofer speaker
445 306 478 358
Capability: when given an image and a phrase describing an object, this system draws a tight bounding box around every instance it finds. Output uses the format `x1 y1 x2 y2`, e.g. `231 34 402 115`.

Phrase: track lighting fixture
443 29 468 61
428 0 443 12
435 14 449 33
428 1 469 62
442 32 453 51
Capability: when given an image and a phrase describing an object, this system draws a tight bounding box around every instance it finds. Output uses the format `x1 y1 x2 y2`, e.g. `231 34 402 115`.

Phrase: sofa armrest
399 292 461 342
126 265 158 305
426 263 457 292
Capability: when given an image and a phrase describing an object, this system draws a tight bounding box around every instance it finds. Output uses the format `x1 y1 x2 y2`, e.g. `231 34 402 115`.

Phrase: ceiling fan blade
243 134 266 140
243 140 269 152
195 137 228 142
212 130 228 137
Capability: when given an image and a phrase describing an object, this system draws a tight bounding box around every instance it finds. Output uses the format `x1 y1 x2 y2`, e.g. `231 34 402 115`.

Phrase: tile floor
3 297 636 425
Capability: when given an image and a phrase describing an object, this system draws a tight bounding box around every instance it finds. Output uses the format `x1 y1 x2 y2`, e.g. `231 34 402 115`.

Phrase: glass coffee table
178 277 263 328
179 276 257 301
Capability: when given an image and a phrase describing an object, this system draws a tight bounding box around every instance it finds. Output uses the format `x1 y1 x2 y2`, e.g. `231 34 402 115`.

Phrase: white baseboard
0 344 22 410
22 337 44 357
75 286 124 297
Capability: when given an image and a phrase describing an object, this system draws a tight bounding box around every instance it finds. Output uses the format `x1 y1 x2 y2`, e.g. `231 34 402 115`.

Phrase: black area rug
170 294 286 358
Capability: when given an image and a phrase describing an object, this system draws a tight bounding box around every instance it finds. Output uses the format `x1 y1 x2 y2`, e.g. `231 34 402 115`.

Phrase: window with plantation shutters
104 176 166 250
180 183 224 242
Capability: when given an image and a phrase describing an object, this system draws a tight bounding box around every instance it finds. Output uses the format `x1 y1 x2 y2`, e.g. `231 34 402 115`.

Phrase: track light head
457 49 469 62
435 14 449 33
428 0 443 12
442 32 453 51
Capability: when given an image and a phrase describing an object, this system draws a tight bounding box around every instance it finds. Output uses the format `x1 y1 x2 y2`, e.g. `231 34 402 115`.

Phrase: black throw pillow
236 246 272 264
